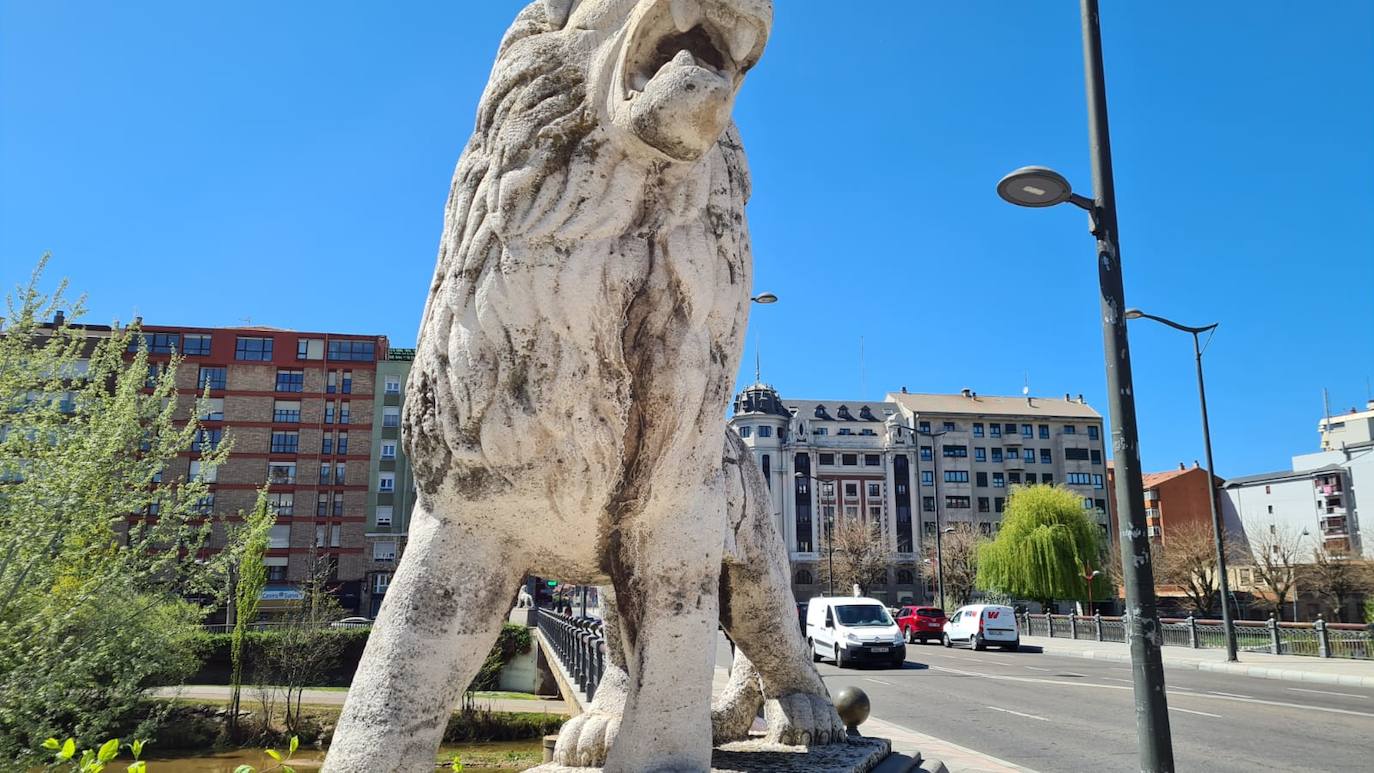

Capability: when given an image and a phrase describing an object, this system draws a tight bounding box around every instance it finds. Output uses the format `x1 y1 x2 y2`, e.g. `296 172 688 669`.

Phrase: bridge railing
1020 612 1374 660
536 608 606 701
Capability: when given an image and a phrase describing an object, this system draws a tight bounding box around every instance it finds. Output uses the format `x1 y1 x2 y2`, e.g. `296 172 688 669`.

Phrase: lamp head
751 292 778 305
1124 308 1145 320
997 166 1075 208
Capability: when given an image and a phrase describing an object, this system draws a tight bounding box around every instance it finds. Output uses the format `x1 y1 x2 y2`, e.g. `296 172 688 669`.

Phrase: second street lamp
891 422 948 609
1125 308 1238 662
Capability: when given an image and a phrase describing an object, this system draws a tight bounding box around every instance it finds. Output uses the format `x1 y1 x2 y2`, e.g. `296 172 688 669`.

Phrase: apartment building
127 322 388 615
1104 462 1238 543
729 384 1112 604
362 348 416 617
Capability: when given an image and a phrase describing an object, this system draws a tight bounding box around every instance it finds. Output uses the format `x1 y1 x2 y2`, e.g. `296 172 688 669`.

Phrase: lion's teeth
632 72 650 91
729 23 758 63
670 0 701 33
672 49 696 68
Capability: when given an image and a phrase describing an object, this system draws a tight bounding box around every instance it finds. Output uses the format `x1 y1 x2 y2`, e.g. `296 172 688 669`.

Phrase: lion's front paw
552 709 620 767
763 691 847 746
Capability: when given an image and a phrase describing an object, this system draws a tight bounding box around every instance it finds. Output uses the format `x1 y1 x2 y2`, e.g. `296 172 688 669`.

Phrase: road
721 638 1374 771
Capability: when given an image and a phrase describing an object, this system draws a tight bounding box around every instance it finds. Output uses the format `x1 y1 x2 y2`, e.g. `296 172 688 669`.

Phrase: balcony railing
1021 613 1374 660
536 609 606 701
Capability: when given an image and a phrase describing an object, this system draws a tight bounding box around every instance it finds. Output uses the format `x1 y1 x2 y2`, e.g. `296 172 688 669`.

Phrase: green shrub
443 708 563 743
470 625 533 692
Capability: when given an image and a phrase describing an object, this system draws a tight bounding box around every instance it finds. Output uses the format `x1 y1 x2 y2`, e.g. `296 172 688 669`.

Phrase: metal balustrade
536 608 606 701
1018 612 1374 660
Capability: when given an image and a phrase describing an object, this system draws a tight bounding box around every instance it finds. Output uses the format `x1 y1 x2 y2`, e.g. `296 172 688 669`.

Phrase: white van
805 596 906 668
942 604 1019 651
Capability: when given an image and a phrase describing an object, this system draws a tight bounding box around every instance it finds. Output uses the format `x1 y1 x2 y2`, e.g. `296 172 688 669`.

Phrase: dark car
796 602 808 633
895 605 947 644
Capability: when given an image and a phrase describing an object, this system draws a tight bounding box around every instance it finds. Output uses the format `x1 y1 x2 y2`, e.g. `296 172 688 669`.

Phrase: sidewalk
151 685 571 716
1023 634 1374 688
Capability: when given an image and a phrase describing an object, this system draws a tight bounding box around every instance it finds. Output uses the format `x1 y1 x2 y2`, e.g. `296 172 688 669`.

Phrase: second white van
942 604 1019 651
805 596 906 668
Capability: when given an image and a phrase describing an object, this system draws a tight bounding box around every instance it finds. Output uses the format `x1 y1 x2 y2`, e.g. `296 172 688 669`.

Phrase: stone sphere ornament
834 686 872 734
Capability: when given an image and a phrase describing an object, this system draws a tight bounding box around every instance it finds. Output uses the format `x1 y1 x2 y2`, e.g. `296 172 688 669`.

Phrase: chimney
1065 393 1071 401
960 388 972 398
1077 394 1085 403
1179 462 1186 471
133 315 143 326
1193 460 1200 469
900 386 908 394
53 310 65 327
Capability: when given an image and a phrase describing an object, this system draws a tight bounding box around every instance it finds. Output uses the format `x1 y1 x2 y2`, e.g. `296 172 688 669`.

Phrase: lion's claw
763 691 847 746
552 709 620 767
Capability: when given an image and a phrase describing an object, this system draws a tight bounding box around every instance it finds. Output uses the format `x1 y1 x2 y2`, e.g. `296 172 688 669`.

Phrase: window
1021 424 1033 438
374 572 392 594
1065 447 1090 461
976 471 988 487
275 369 304 392
1040 448 1052 464
1067 472 1093 485
867 483 882 497
1264 485 1271 494
991 448 1003 463
198 366 227 391
273 400 301 423
896 569 914 585
322 434 334 455
189 459 217 483
381 441 397 460
270 431 299 454
758 425 773 438
333 492 344 516
738 426 752 438
995 497 1005 513
1039 424 1050 439
328 339 375 362
316 492 330 516
841 454 858 466
837 428 854 436
1095 498 1106 513
992 473 1005 488
864 454 881 466
235 336 273 361
821 481 835 498
973 423 984 437
919 446 933 461
819 453 835 465
379 473 395 492
918 421 931 433
192 429 222 452
1008 471 1023 484
945 470 969 483
270 492 293 516
978 497 990 513
267 563 288 582
922 496 935 512
921 470 934 485
844 505 859 518
1083 497 1095 509
267 462 296 485
979 522 994 536
383 406 401 428
1093 474 1104 489
338 432 350 455
813 427 828 436
331 525 341 548
339 402 350 425
384 375 402 394
268 525 291 549
1042 475 1053 486
1090 449 1103 465
990 424 1002 438
1023 448 1035 462
945 496 970 509
844 483 859 499
319 463 331 484
315 525 326 548
324 402 335 424
1063 425 1076 435
374 541 398 561
1023 473 1034 484
297 338 324 360
334 462 346 484
341 370 352 394
128 332 180 354
376 506 394 527
942 445 968 458
326 371 337 394
198 397 224 421
1088 426 1100 440
974 447 987 462
943 421 956 432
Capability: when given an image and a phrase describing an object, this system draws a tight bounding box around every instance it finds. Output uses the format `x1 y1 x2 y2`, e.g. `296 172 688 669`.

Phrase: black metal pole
931 437 945 609
1194 330 1238 661
828 511 835 596
1079 0 1174 769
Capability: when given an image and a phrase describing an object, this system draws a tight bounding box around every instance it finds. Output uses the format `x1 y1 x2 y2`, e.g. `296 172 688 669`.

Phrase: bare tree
819 518 890 597
1153 521 1224 617
1306 546 1374 622
928 523 985 609
1244 518 1304 621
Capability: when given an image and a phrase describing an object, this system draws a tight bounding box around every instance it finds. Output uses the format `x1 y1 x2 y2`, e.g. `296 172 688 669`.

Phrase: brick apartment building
1105 462 1238 543
127 322 389 616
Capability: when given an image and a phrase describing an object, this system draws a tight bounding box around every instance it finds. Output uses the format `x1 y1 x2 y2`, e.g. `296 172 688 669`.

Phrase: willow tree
0 259 232 762
976 485 1110 609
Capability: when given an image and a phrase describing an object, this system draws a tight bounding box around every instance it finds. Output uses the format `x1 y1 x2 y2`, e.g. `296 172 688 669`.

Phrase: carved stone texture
322 2 842 771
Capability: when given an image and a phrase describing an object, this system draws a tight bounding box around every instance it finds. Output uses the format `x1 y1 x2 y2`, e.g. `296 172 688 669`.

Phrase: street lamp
1125 308 1238 662
891 422 949 610
750 292 778 304
796 472 835 596
995 2 1174 768
1081 567 1102 616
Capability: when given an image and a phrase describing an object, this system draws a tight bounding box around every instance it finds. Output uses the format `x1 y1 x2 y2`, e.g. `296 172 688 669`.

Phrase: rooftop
784 398 897 422
886 391 1102 420
1222 464 1346 488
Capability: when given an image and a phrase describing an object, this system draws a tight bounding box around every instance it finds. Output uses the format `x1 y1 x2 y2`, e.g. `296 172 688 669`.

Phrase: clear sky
2 2 1371 478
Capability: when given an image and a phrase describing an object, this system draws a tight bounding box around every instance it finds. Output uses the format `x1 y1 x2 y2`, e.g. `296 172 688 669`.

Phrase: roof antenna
1023 372 1032 406
754 340 761 384
859 336 866 397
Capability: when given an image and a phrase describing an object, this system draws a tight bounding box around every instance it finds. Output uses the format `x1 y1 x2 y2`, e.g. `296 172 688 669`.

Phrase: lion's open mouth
622 0 766 99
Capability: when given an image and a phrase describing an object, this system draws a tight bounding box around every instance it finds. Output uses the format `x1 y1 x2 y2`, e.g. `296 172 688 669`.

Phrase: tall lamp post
1081 566 1101 616
995 2 1174 769
892 422 949 609
1124 308 1238 662
795 472 835 595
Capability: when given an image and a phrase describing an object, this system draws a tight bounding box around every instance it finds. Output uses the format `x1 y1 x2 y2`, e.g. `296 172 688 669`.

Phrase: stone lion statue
325 1 842 770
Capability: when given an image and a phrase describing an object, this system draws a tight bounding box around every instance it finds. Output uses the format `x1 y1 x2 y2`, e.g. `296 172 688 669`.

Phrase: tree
0 260 232 762
1153 521 1229 617
819 518 890 597
1244 518 1304 621
976 485 1110 609
1305 546 1374 623
230 489 275 737
255 552 345 734
928 523 985 609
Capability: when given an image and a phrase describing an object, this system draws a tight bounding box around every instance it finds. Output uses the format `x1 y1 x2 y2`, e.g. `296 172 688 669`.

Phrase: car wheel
972 633 987 651
809 639 821 663
942 633 952 648
890 653 905 669
835 646 847 668
906 627 916 644
1003 640 1020 652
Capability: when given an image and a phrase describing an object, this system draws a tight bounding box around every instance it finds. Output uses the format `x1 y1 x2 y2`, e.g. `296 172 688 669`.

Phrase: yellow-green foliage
976 485 1111 604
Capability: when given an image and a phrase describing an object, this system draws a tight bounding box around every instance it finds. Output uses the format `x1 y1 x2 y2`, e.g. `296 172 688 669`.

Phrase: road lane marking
1024 666 1050 672
1208 691 1252 699
986 706 1050 722
1287 687 1367 699
864 678 894 686
1170 707 1222 718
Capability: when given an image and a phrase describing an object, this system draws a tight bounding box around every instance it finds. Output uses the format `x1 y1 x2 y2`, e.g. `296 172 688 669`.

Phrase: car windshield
835 604 893 627
917 609 945 618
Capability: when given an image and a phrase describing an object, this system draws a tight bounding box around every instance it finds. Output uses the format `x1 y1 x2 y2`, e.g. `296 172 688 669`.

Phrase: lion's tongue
655 49 697 80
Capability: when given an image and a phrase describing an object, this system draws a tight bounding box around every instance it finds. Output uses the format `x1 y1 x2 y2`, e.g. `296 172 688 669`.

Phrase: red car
896 606 947 644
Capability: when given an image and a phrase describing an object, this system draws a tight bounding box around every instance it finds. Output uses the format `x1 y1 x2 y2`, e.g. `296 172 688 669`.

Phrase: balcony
1003 456 1025 470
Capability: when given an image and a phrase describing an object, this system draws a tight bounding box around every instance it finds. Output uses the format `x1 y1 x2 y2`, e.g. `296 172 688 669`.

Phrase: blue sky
2 2 1371 478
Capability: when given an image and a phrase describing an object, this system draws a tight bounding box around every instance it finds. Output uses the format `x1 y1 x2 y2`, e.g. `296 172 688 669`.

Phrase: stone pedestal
524 736 891 773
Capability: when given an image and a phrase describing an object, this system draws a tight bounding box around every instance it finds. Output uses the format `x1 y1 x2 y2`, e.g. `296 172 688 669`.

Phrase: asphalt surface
720 637 1374 772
